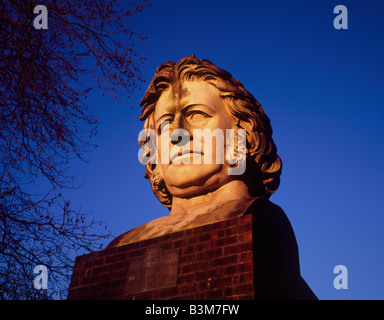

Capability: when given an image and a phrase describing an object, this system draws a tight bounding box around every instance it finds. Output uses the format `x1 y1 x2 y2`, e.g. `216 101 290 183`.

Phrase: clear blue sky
63 0 384 299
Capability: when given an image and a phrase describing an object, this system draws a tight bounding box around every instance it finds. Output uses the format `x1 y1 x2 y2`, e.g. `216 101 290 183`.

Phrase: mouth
170 150 203 164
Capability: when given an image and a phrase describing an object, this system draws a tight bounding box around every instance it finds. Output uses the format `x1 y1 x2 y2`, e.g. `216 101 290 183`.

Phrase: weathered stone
68 55 317 300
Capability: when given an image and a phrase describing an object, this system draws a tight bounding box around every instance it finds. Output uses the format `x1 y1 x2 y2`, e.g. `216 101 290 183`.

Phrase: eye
157 119 172 134
186 110 210 121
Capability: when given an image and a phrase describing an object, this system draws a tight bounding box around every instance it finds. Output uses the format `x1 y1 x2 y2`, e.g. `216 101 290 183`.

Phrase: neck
170 180 256 216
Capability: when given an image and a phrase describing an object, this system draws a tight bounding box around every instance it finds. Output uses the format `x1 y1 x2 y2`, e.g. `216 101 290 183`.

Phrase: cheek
156 135 170 164
215 110 236 129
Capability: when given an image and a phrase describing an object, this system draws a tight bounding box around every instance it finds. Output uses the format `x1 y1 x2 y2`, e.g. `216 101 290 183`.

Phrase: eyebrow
154 103 214 125
182 103 214 113
155 113 174 126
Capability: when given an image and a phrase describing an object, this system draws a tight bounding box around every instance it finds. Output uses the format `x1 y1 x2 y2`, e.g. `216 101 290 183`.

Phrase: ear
148 163 173 208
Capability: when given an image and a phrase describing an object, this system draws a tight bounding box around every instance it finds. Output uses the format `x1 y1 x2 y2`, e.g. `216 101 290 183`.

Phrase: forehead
154 80 222 118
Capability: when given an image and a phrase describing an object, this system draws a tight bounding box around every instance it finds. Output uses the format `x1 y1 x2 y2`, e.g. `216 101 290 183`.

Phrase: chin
162 163 231 198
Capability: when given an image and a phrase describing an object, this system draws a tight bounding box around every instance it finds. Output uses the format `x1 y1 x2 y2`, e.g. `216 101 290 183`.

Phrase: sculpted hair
139 54 282 208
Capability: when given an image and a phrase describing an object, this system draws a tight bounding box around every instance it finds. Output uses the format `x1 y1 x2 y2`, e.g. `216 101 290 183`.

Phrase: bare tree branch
0 0 150 299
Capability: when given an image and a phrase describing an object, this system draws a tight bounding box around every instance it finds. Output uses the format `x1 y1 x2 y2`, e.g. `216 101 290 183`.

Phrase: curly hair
139 54 282 208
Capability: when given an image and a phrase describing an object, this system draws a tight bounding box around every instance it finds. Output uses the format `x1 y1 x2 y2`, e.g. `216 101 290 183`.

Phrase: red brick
69 215 257 300
206 275 238 290
232 283 254 295
117 241 140 252
105 252 127 264
173 236 197 249
126 248 146 259
195 270 208 282
224 242 252 255
238 251 253 262
159 286 179 298
161 232 183 242
225 264 239 274
234 293 254 300
129 292 153 300
178 253 195 265
101 272 113 282
195 247 222 262
216 219 232 228
198 232 212 242
173 239 184 249
140 237 160 247
84 260 93 269
161 241 173 251
226 223 252 236
183 241 210 255
93 281 111 291
225 261 254 275
181 261 206 274
212 254 238 267
224 275 239 287
211 234 239 247
182 228 194 237
241 214 253 223
200 289 224 299
178 273 195 283
239 261 254 273
92 264 113 275
239 231 253 242
174 293 195 300
195 223 213 234
179 282 198 294
198 280 210 291
92 257 105 267
240 272 254 284
195 250 213 261
114 260 129 271
210 229 226 239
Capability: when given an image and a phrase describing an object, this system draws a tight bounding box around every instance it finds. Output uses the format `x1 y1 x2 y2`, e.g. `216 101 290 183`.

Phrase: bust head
139 54 282 212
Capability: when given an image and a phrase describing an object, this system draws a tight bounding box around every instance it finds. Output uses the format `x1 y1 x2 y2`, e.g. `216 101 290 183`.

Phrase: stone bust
108 54 284 247
106 55 317 299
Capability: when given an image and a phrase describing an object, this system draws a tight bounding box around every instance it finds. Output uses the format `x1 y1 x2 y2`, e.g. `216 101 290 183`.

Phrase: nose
170 114 192 146
170 129 191 146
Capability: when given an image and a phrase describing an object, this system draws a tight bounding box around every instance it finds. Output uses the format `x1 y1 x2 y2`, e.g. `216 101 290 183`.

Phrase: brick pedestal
67 199 317 300
68 214 254 300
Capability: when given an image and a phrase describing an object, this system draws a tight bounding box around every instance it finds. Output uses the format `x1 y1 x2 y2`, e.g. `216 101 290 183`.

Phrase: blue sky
63 0 384 299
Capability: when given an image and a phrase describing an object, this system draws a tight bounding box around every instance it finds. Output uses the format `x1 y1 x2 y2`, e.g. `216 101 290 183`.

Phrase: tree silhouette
0 0 150 299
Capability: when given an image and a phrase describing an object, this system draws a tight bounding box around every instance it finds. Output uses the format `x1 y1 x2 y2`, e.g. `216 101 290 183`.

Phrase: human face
154 80 237 198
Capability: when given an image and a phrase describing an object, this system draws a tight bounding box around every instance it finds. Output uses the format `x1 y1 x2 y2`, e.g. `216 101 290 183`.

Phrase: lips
170 148 203 164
